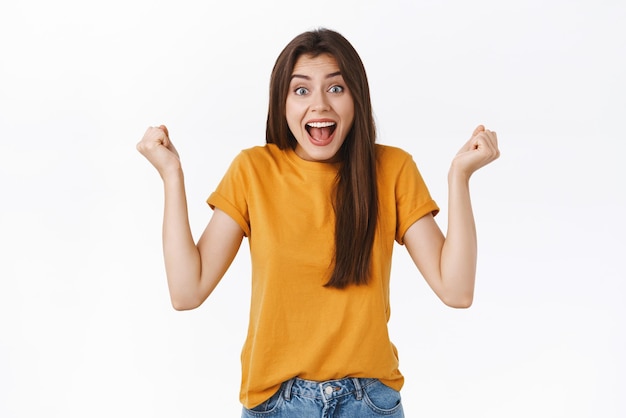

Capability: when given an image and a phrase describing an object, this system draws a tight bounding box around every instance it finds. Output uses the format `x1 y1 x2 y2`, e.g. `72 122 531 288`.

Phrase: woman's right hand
136 125 182 179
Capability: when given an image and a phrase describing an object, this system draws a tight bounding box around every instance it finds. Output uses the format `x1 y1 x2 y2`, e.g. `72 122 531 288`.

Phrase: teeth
306 121 335 128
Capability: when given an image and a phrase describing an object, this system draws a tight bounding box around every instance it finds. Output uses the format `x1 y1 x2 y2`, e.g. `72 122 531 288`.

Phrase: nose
311 91 330 112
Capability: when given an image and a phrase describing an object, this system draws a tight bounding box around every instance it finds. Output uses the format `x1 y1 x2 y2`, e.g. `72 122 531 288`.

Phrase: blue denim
241 377 404 417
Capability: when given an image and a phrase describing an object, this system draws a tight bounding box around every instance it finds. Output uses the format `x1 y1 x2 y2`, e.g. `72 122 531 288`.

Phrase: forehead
291 53 340 75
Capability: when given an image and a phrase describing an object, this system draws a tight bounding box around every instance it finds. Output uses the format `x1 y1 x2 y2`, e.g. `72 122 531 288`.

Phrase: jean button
324 386 333 395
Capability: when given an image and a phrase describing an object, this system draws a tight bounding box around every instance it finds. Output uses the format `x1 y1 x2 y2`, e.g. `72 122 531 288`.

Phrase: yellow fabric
207 143 439 408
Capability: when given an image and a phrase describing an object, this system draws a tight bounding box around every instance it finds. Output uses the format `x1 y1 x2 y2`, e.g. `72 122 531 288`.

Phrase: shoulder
234 144 288 168
238 143 279 159
375 144 414 168
374 143 430 190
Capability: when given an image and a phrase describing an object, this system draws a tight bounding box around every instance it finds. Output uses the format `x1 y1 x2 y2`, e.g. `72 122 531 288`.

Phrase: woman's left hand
451 125 500 178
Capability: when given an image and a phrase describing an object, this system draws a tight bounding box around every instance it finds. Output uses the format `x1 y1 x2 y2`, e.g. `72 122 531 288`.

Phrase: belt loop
352 378 363 400
283 378 295 401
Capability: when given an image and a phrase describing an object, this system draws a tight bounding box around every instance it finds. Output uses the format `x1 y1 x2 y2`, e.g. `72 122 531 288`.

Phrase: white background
1 0 624 417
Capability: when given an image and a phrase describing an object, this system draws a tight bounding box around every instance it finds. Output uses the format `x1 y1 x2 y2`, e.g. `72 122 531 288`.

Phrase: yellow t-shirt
207 143 439 408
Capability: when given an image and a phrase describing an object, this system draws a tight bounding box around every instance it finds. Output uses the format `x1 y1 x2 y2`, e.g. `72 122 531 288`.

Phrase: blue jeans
241 377 404 417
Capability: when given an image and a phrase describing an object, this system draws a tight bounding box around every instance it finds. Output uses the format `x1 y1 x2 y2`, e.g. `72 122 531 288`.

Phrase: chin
308 147 341 162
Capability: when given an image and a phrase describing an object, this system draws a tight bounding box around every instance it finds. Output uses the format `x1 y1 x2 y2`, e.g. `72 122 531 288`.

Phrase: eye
294 87 309 96
328 85 344 94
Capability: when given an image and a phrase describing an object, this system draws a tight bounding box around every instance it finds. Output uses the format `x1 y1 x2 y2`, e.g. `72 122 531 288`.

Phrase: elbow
438 273 475 308
441 293 474 309
172 303 196 311
170 296 202 311
446 299 473 309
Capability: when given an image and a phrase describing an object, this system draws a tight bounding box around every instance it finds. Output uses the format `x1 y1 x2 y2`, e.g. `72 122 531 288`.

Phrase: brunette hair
266 28 378 289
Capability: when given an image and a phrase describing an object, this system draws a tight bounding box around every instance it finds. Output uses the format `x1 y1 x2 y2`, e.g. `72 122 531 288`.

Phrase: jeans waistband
282 377 378 402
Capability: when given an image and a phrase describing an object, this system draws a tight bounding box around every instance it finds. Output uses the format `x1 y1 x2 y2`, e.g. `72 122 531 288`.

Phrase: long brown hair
266 28 378 289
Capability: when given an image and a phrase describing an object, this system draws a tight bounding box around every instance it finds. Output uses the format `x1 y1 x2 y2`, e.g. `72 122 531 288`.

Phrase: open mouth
306 121 336 142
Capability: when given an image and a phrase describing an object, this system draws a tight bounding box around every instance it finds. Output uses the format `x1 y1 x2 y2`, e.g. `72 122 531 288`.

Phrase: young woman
137 28 499 417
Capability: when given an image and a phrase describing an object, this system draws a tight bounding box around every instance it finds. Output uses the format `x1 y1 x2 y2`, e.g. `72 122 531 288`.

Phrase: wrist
448 163 471 184
160 164 184 183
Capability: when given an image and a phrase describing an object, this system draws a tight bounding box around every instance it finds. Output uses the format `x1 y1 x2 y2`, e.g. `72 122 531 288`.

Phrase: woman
137 28 499 417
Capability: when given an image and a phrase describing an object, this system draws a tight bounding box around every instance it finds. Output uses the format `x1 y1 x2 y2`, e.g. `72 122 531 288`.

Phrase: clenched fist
136 125 181 179
451 125 500 178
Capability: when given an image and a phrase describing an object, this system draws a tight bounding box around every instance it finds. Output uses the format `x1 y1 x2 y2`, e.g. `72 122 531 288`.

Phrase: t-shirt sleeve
207 152 251 237
395 153 439 245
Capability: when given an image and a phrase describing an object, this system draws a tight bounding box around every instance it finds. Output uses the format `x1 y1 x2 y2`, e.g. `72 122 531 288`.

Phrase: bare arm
162 172 243 310
137 126 244 310
404 125 499 308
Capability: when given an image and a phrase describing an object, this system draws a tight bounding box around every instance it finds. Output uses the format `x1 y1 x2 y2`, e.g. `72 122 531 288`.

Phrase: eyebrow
290 71 342 81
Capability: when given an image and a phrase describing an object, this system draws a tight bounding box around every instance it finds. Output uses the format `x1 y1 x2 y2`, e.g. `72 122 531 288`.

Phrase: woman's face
286 53 355 163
